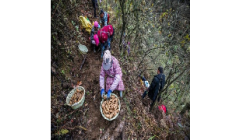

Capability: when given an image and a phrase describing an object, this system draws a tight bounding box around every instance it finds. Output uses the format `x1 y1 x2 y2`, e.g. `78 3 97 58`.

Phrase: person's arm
99 18 102 26
109 59 121 91
104 13 108 26
109 74 120 91
104 20 107 26
100 65 105 90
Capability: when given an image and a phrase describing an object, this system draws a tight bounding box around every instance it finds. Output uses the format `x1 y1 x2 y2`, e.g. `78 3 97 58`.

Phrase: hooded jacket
97 26 110 43
99 56 125 92
148 73 165 101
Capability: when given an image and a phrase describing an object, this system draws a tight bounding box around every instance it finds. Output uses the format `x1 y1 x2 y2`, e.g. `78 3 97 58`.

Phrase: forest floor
51 0 189 139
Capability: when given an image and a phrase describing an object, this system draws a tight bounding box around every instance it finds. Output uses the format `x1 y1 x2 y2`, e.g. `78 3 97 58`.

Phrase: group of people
88 9 123 99
90 9 114 58
88 8 166 112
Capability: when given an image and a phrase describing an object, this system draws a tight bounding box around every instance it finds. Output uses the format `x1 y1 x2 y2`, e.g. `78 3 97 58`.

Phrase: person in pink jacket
100 50 125 98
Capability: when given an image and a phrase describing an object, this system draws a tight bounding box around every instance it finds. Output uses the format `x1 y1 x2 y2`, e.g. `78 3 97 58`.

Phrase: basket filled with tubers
100 93 121 121
66 86 85 109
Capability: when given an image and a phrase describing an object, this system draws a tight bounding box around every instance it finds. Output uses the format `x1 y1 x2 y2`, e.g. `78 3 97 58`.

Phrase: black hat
158 67 163 73
100 9 104 14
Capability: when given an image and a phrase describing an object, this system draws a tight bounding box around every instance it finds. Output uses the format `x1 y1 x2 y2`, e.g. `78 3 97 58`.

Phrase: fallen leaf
87 119 92 125
77 81 82 86
60 129 69 135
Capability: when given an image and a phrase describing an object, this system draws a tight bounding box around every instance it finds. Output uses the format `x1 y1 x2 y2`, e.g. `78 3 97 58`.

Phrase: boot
120 91 123 98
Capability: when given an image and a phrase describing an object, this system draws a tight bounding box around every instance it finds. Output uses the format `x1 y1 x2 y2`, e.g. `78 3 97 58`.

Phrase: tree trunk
180 102 190 116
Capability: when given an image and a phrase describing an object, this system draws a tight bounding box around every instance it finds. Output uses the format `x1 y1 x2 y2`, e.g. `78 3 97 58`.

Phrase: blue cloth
100 42 106 58
107 38 111 50
100 39 110 57
101 89 105 97
100 11 108 27
107 89 112 99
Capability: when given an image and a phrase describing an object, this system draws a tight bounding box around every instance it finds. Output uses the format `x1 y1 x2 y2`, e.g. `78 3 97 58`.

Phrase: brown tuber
101 95 120 119
69 88 84 106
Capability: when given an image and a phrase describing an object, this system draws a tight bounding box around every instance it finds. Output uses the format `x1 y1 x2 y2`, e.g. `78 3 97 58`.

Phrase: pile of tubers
69 88 84 105
101 95 120 119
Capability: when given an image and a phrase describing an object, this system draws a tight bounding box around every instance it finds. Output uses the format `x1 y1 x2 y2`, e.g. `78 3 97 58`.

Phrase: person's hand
101 89 105 98
107 89 112 99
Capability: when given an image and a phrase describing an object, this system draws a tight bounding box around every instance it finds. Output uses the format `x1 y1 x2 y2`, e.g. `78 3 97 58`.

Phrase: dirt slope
51 0 189 139
51 0 127 139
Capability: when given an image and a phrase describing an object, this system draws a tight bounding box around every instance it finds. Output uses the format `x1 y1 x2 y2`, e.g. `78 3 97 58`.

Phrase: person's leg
142 91 147 98
93 44 96 53
95 0 99 9
101 43 105 58
92 0 96 17
107 38 111 50
97 44 100 52
119 91 122 98
157 96 161 102
150 97 157 111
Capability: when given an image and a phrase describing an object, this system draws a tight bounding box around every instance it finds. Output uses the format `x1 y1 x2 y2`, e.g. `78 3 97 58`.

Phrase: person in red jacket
94 25 115 58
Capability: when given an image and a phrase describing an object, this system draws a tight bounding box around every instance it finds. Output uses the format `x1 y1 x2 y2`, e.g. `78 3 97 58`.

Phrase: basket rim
100 93 121 121
78 44 88 53
66 86 85 107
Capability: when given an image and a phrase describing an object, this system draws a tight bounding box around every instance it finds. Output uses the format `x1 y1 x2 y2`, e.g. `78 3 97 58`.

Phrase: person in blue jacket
142 67 165 108
99 9 109 27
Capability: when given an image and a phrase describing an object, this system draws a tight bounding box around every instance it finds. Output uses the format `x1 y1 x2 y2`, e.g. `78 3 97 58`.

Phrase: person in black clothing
92 0 98 18
142 67 165 108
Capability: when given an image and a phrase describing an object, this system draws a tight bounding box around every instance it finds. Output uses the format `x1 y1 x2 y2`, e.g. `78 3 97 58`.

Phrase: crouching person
100 50 124 99
99 9 110 27
90 21 100 52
